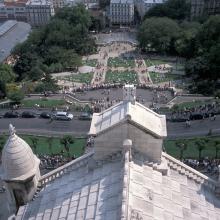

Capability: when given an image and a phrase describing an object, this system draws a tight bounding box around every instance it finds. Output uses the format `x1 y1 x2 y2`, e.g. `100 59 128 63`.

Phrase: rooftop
26 0 53 6
110 0 134 4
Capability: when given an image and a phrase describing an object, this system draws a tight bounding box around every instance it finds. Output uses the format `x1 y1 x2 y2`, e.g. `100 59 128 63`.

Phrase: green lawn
63 72 93 84
149 72 180 84
82 59 98 67
105 71 138 84
164 136 220 159
108 57 135 68
0 135 86 157
22 99 65 108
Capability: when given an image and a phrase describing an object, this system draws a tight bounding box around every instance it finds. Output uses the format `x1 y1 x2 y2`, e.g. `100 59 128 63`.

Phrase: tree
175 140 188 160
60 135 74 157
7 89 24 103
0 135 6 152
0 64 16 83
145 0 190 21
194 139 206 160
213 140 220 159
0 81 6 99
47 137 53 154
30 137 38 153
138 17 180 53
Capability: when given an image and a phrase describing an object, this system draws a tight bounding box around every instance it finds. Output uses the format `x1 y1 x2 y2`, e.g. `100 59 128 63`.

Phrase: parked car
40 112 51 119
3 111 20 118
54 112 73 121
189 113 203 120
78 112 92 120
21 111 36 118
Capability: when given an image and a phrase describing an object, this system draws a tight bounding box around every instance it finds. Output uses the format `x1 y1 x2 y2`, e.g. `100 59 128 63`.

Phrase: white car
54 112 73 121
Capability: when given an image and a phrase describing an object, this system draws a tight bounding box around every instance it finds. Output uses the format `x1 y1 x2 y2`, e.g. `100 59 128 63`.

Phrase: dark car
78 112 92 120
40 112 51 119
169 118 187 122
3 111 20 118
189 113 203 120
21 111 36 118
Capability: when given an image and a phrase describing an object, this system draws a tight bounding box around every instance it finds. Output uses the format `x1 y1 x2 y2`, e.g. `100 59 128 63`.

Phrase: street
0 115 220 138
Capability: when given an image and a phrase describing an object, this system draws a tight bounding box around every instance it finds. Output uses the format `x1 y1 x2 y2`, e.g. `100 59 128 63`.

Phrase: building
1 85 220 219
0 0 27 22
135 0 167 19
26 0 54 27
110 0 134 25
190 0 220 19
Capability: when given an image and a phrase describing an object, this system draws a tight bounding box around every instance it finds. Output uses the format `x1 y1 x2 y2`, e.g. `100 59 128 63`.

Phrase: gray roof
0 21 31 62
89 101 167 138
16 150 220 220
110 0 134 4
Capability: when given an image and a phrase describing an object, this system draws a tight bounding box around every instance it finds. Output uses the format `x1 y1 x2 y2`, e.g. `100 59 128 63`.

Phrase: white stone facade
110 0 134 25
26 0 54 27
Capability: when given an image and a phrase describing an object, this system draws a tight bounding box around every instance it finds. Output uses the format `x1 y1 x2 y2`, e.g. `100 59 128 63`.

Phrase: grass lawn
63 72 93 84
82 59 98 67
22 99 65 108
0 135 86 158
149 72 180 84
108 57 135 68
105 70 138 84
164 136 220 159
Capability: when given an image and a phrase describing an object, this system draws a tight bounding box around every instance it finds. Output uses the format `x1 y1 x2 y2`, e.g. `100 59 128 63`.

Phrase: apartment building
110 0 134 25
26 0 54 26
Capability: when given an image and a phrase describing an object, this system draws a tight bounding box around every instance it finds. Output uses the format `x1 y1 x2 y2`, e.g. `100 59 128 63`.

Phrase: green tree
138 17 180 53
0 64 16 83
0 81 6 98
7 89 24 103
175 140 188 160
0 135 6 152
145 0 190 20
213 140 220 159
60 135 74 157
194 139 206 160
30 137 38 153
47 137 53 154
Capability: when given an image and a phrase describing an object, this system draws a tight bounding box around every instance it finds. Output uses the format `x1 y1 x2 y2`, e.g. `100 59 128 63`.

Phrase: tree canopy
12 4 96 81
145 0 190 20
138 17 180 53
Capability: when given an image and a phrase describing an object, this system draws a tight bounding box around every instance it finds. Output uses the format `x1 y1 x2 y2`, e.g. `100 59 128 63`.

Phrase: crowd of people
183 158 220 180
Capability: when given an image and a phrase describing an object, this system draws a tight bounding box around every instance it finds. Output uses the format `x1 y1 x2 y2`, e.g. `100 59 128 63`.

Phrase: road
0 116 220 138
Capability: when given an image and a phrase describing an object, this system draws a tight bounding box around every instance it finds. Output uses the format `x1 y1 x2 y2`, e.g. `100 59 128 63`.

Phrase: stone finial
9 124 16 136
123 139 132 161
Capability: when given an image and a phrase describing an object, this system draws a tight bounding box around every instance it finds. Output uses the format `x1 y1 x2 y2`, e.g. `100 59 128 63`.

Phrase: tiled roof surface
16 151 220 220
16 156 124 220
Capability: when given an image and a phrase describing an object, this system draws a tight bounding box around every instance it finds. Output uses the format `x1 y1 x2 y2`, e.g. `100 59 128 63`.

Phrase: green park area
145 59 167 67
0 135 86 158
62 72 94 84
22 98 65 108
105 71 138 84
164 136 220 159
108 57 135 68
82 59 98 67
149 72 180 84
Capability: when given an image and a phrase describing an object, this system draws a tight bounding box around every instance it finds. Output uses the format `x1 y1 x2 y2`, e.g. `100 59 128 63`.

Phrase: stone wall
94 121 163 163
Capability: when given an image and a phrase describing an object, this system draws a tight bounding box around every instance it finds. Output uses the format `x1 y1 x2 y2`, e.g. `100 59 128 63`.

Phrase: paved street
0 115 220 138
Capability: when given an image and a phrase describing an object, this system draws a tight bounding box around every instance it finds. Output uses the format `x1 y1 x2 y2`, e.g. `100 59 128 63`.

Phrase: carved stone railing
39 152 94 188
162 152 218 191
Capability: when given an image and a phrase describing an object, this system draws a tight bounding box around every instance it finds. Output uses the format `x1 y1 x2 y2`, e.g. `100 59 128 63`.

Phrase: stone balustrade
162 152 218 191
39 152 94 188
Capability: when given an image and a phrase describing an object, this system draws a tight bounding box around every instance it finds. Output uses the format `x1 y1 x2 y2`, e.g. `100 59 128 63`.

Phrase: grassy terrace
149 72 180 84
82 59 98 67
22 99 65 108
108 57 135 68
164 136 220 159
63 72 94 84
105 70 138 84
0 135 86 157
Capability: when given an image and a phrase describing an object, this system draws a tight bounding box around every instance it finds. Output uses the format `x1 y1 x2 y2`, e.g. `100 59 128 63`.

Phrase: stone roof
1 124 40 181
16 149 220 220
89 101 167 138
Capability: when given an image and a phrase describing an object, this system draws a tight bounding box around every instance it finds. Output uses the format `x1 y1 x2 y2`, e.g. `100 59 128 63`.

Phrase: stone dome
1 124 40 181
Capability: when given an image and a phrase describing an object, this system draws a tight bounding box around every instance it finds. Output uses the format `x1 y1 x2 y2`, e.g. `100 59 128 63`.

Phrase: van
55 112 73 121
